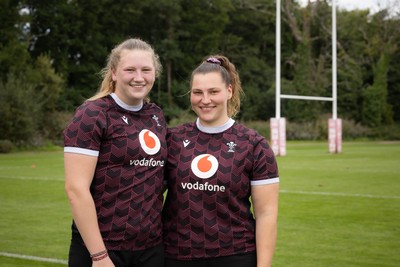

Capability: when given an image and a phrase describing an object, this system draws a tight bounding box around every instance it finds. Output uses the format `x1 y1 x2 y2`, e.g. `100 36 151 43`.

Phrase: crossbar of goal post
280 95 333 102
271 0 342 156
271 93 342 156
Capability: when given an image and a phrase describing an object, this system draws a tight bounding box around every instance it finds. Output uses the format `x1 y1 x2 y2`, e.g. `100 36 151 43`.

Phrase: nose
201 93 211 104
133 71 144 82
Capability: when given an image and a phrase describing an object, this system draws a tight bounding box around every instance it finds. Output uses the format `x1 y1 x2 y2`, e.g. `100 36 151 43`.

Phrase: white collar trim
196 118 235 133
111 93 143 111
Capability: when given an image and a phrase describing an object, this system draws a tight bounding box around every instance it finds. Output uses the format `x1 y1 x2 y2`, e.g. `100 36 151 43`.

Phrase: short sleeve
250 134 279 186
63 101 107 155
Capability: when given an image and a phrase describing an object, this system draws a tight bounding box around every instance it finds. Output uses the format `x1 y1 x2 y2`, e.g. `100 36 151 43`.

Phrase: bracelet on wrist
90 249 107 258
92 252 108 262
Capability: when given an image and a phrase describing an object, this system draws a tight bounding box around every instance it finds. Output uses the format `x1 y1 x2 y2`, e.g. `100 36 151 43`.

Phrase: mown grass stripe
280 189 400 199
0 175 63 181
0 252 67 265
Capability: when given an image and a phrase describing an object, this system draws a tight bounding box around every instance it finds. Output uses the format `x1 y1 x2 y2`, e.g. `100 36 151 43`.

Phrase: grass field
0 141 399 266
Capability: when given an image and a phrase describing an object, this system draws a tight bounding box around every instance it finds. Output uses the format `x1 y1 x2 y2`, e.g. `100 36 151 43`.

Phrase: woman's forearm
255 215 277 267
64 153 106 255
67 188 106 254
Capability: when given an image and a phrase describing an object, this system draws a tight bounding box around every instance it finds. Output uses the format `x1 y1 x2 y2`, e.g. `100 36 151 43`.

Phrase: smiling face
112 49 156 106
190 72 232 127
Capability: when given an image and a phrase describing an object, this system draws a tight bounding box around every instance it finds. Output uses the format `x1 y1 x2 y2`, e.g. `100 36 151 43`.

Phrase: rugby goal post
272 0 342 156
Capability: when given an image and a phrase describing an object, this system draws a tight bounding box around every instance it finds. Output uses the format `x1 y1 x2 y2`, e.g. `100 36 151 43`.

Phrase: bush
0 140 13 153
367 124 400 140
0 72 40 144
286 121 322 140
39 111 73 142
168 110 196 127
342 119 369 140
166 112 400 141
238 120 271 139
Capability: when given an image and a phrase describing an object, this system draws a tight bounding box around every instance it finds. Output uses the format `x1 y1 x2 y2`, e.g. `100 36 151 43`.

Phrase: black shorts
68 233 164 267
164 251 256 267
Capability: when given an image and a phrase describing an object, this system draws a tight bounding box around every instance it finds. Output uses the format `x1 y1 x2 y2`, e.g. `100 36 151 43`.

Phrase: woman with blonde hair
64 38 166 267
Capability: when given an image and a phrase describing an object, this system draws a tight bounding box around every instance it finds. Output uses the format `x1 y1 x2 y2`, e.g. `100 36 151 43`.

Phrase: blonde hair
190 55 244 118
89 38 162 102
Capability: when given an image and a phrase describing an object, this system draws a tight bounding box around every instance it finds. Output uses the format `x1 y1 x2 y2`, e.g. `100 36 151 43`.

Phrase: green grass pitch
0 141 399 266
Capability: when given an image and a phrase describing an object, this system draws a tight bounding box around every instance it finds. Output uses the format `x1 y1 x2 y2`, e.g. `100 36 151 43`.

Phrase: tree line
1 0 399 146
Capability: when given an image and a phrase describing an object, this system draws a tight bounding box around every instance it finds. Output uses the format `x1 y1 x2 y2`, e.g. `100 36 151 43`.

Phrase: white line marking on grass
280 190 400 199
0 252 67 265
0 175 63 181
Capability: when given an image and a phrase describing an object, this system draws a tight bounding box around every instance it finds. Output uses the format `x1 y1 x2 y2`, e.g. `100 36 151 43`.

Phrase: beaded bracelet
90 249 107 258
92 252 108 262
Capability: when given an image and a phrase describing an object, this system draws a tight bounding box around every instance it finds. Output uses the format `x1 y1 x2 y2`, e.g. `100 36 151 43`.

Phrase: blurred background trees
0 0 399 147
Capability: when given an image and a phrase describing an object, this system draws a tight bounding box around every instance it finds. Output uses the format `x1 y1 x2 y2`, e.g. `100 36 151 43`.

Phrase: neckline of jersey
110 93 143 112
196 118 235 134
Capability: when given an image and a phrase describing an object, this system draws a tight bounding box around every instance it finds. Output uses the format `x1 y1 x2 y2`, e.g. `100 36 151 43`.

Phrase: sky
297 0 398 14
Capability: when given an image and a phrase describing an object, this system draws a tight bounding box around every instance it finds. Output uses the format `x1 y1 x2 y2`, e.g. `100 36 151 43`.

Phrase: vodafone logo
182 154 224 192
139 129 161 155
191 154 218 179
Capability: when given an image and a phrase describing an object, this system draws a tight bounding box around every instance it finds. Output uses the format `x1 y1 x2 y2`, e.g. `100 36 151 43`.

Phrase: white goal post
272 0 342 156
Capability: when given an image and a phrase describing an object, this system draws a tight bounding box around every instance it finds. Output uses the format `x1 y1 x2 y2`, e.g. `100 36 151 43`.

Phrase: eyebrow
192 87 221 91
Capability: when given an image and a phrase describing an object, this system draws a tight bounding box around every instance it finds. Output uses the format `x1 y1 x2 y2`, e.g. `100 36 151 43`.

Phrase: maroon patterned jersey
64 94 167 250
162 119 279 259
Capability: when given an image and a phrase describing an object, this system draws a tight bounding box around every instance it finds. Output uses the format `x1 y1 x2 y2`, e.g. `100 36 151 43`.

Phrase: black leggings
68 234 164 267
164 252 256 267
